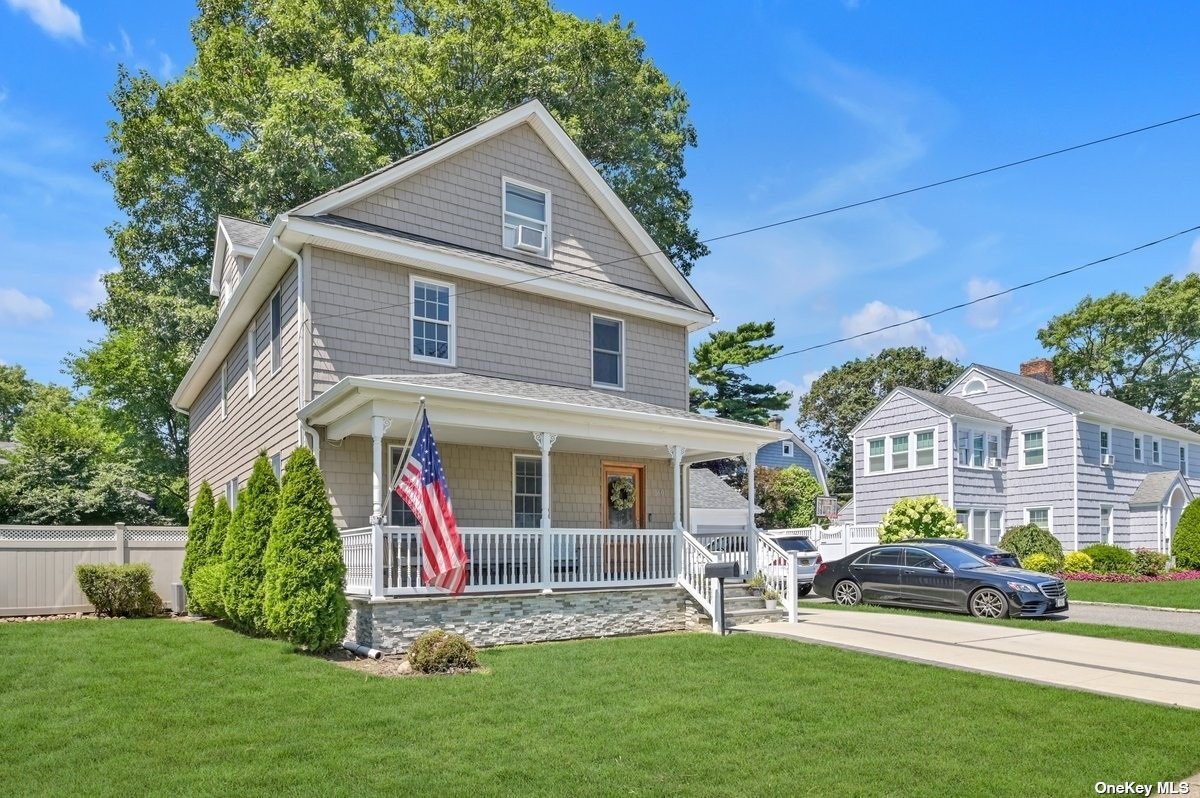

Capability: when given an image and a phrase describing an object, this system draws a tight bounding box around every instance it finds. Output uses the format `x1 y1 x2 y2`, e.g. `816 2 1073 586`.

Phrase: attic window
503 179 550 258
963 378 988 396
782 441 794 457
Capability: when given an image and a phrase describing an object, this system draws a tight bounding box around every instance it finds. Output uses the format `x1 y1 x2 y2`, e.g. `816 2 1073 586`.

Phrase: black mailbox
703 560 741 580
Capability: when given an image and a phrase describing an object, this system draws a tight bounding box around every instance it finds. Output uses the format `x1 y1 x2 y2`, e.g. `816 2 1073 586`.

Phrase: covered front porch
301 373 788 604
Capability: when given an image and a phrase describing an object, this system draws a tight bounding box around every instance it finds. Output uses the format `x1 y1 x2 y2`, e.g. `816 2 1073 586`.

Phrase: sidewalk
741 607 1200 709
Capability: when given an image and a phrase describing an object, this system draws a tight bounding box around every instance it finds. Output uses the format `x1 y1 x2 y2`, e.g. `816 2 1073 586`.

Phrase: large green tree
1037 274 1200 431
690 321 791 425
0 364 36 440
75 0 706 518
798 347 962 495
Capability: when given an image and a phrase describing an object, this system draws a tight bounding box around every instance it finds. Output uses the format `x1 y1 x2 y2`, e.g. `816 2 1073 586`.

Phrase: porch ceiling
302 374 785 461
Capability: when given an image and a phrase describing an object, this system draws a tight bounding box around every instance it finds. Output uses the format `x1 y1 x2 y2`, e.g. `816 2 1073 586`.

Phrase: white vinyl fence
0 524 188 616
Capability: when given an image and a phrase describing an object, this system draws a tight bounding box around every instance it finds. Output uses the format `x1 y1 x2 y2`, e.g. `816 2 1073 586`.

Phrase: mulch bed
324 646 484 678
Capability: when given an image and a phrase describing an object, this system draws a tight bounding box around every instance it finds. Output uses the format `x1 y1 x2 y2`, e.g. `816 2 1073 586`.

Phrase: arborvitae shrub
181 482 215 596
263 448 348 651
187 562 226 618
1174 499 1200 569
220 454 279 634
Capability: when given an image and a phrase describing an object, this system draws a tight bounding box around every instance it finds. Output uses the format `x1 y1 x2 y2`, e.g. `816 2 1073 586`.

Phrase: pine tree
210 494 231 561
263 448 348 651
220 454 279 634
181 482 215 592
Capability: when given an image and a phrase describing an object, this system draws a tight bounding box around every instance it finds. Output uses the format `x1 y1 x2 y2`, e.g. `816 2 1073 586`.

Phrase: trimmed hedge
878 496 965 543
1021 553 1056 573
1062 551 1094 572
1080 544 1135 574
263 448 348 652
221 453 279 635
75 563 162 617
999 524 1063 567
181 481 215 595
1174 498 1200 569
408 629 480 673
187 562 226 618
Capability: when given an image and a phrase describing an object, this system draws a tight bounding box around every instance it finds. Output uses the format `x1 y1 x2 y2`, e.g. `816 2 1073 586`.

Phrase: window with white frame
1021 430 1046 468
270 290 282 373
1100 505 1114 545
270 452 282 480
915 429 936 467
891 434 909 470
247 324 257 398
592 315 623 388
957 508 1003 544
513 455 543 528
1134 434 1143 462
502 180 550 257
1181 445 1188 476
220 361 228 420
388 446 418 527
1152 437 1161 465
781 441 794 457
867 438 886 473
1026 506 1051 531
958 427 1000 468
1099 427 1110 457
988 510 1001 543
410 277 454 364
225 477 239 509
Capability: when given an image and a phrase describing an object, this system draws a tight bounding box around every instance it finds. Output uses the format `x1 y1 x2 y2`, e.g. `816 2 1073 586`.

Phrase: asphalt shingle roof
219 216 270 250
902 387 1006 424
1128 470 1191 506
688 467 760 511
971 365 1200 443
364 373 773 432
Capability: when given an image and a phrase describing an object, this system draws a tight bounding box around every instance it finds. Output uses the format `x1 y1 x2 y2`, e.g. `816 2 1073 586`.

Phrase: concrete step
695 606 790 629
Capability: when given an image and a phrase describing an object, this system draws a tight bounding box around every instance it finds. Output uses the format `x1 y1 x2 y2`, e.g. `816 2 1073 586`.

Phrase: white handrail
679 531 718 625
756 533 798 622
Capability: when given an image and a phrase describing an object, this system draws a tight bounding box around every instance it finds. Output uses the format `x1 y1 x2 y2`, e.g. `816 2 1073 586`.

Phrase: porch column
746 450 758 577
667 445 686 576
534 432 557 592
370 414 392 599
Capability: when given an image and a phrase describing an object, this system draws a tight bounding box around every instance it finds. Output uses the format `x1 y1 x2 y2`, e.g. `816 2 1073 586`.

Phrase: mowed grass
814 600 1200 649
2 621 1199 797
1067 579 1200 609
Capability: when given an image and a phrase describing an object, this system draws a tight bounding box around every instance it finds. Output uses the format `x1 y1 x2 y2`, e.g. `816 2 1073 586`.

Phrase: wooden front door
602 464 644 529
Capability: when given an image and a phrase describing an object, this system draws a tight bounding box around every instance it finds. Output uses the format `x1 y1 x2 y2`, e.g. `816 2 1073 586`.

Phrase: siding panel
852 394 949 526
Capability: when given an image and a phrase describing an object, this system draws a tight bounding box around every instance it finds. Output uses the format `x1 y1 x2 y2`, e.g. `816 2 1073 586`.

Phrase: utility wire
765 222 1200 361
308 108 1200 325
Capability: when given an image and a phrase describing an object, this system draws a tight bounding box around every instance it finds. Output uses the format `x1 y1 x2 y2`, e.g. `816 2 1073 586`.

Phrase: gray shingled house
850 358 1200 554
171 101 787 650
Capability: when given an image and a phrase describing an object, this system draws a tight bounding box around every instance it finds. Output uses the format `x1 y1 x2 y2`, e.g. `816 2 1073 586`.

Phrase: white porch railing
679 531 718 616
342 526 679 596
691 529 750 575
755 533 799 623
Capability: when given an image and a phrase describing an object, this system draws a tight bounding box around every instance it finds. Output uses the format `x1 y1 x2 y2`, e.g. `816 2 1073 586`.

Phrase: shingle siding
853 394 949 526
757 439 819 477
188 264 300 503
309 246 688 408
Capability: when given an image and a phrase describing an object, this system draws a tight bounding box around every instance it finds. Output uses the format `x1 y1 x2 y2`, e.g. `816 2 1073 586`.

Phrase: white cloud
118 26 132 57
5 0 82 42
840 300 964 359
159 51 175 78
1188 236 1200 273
67 270 106 313
964 277 1009 329
0 287 52 323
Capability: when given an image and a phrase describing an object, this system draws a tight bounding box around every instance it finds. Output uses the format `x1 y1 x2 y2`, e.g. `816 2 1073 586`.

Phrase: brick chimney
1020 358 1055 384
767 415 783 431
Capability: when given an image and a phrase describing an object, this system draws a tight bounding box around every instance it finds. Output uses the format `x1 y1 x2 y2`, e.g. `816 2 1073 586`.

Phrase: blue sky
2 0 1199 425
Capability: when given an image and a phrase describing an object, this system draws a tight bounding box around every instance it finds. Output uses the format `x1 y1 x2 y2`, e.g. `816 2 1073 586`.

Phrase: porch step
694 606 790 629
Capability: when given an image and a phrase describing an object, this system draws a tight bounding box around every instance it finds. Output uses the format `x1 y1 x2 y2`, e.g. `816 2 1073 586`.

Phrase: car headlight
1006 581 1039 593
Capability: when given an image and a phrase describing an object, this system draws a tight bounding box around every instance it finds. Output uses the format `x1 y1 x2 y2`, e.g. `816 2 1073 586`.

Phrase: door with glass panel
602 464 643 577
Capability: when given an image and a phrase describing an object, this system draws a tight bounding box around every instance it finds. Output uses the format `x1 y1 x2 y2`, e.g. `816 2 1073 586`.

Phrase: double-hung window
1021 430 1046 468
867 438 886 473
915 430 936 467
1026 507 1051 531
1099 428 1110 457
503 180 550 257
410 277 454 364
782 441 794 457
513 456 543 528
958 427 999 468
1100 505 1114 545
1134 435 1143 462
592 315 623 389
891 434 909 470
1181 445 1189 476
1151 437 1162 465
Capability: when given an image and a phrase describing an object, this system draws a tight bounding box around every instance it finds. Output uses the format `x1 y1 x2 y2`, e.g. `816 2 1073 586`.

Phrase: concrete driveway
742 607 1200 709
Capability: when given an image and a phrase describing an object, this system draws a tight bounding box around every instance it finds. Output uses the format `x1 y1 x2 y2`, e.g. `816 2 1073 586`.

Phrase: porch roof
302 373 786 461
1129 470 1194 507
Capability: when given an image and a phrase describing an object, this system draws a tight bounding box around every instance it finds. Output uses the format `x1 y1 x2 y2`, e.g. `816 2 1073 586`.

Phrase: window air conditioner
515 224 545 253
1102 453 1115 467
986 457 1003 469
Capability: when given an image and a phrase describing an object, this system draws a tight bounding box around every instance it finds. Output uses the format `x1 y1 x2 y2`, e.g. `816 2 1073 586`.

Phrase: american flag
395 410 468 594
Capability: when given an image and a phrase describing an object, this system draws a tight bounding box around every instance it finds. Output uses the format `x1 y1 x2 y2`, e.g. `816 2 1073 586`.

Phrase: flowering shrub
878 496 964 543
1059 569 1200 583
1021 553 1057 573
1132 548 1168 577
1062 551 1094 572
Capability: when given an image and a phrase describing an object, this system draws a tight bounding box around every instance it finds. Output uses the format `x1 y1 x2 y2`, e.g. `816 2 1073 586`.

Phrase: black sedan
906 538 1021 568
813 543 1067 619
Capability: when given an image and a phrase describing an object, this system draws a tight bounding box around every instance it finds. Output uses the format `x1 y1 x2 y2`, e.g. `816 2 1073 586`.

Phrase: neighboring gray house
850 359 1200 553
757 416 828 492
172 100 784 649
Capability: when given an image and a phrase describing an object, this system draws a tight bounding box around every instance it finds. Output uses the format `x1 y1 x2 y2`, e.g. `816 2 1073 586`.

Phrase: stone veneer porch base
348 586 708 653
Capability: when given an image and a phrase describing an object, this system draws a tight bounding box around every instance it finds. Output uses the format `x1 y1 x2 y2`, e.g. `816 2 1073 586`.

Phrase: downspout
1072 415 1080 553
946 418 955 510
269 236 309 452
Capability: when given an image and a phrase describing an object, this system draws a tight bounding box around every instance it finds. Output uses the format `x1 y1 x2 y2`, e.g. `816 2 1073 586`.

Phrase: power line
307 108 1200 325
765 222 1200 361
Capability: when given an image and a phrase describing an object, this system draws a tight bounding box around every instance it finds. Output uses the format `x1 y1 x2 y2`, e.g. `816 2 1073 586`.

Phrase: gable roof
769 431 829 492
689 467 760 511
964 365 1200 443
1129 470 1194 506
208 216 270 296
290 99 710 316
851 385 1004 436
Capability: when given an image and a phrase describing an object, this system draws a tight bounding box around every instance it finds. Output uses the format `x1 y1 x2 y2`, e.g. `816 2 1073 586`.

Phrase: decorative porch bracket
534 432 558 592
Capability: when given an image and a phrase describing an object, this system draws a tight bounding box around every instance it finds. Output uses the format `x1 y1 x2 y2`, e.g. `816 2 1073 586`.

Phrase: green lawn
814 600 1200 649
1 621 1198 796
1066 579 1200 609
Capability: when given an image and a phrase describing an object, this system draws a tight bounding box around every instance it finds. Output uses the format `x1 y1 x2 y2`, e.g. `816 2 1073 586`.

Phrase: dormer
210 216 270 315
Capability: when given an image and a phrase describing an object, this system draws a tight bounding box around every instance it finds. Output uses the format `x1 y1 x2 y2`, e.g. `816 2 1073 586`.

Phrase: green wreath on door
609 476 636 511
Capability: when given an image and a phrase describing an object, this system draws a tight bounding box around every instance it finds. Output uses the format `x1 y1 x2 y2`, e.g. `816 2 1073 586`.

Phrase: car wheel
969 587 1009 619
798 584 813 597
832 580 861 606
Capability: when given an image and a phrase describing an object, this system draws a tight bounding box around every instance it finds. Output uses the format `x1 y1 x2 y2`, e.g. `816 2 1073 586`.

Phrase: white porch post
746 450 758 578
667 445 686 577
370 414 391 598
534 432 557 592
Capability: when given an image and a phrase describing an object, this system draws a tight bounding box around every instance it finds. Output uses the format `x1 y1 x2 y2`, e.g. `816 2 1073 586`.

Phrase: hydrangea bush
878 496 965 543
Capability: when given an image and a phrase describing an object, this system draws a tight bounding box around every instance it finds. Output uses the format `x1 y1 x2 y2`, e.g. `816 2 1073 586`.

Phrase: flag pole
380 396 426 522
